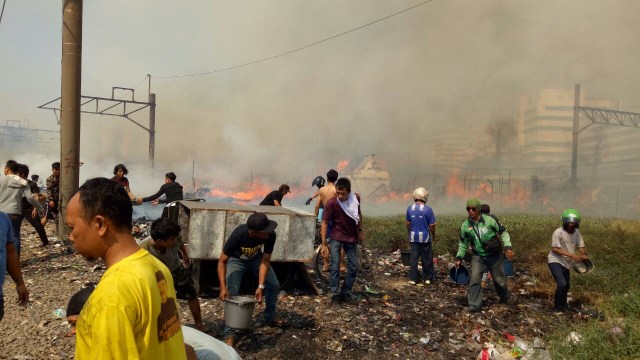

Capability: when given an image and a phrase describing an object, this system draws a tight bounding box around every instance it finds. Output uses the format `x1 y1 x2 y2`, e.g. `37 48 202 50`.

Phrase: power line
0 0 7 26
156 0 433 79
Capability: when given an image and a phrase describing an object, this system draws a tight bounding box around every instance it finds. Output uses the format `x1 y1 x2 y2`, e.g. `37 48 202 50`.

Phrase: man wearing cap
217 212 286 347
405 187 437 285
259 184 290 206
455 198 514 312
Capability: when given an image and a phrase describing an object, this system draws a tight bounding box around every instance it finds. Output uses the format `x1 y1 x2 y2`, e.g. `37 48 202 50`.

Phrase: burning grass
365 213 640 359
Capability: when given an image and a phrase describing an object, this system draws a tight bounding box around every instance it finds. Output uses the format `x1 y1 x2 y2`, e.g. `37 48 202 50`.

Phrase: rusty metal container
177 201 316 262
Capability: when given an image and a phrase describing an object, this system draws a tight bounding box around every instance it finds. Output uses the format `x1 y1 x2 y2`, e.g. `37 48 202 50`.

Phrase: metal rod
149 93 156 168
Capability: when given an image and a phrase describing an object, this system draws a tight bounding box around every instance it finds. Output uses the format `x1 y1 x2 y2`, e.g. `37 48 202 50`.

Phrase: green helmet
562 208 581 228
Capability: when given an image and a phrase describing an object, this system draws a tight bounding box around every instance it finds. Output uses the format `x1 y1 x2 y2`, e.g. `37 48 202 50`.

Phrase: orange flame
337 160 349 171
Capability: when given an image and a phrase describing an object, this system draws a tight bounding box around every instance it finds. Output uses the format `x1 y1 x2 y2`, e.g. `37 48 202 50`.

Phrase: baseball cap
247 213 278 233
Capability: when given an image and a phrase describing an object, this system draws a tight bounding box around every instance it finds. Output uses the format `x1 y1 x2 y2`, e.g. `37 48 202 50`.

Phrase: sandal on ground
224 335 237 348
267 317 289 328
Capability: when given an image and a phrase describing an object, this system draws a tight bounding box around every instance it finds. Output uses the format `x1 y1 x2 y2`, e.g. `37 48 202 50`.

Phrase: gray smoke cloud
1 0 639 215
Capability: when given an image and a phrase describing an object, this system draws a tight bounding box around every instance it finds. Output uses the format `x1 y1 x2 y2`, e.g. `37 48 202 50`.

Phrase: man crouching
217 212 287 347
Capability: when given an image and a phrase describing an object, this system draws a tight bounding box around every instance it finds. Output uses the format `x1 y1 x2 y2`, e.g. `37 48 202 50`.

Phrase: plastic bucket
503 260 515 277
400 250 411 266
224 296 257 330
449 264 470 285
572 259 594 274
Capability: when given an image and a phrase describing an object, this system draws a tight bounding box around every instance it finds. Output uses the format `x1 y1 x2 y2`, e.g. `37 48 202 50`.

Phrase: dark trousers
20 209 49 246
409 242 434 282
548 262 570 310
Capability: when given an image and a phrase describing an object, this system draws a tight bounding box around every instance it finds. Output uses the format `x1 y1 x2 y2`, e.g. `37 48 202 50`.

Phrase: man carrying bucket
547 208 589 313
218 212 287 348
455 198 514 313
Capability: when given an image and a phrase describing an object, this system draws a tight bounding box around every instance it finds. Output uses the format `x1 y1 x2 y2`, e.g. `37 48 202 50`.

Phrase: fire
337 160 349 171
207 179 273 203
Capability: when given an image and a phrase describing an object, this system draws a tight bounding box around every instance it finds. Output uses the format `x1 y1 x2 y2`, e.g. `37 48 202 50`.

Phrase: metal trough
177 201 316 262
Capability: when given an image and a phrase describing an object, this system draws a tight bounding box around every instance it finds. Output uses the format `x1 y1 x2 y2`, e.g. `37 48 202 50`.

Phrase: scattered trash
326 340 343 352
52 308 65 318
566 331 582 345
510 346 524 359
608 326 624 337
477 343 497 359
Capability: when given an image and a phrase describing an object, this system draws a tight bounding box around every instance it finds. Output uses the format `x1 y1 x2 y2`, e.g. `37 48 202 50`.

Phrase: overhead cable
156 0 433 79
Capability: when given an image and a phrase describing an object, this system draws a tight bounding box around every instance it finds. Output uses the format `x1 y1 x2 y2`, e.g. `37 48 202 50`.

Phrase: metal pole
571 84 581 186
59 0 83 238
148 92 156 168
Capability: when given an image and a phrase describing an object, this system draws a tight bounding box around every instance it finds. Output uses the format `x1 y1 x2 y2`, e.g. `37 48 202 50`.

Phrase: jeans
548 262 570 310
409 242 433 282
224 255 279 336
9 215 21 256
329 239 359 297
468 252 510 309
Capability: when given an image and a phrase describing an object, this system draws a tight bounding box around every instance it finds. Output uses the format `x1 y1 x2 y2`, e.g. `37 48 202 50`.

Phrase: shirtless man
315 169 338 219
314 169 345 272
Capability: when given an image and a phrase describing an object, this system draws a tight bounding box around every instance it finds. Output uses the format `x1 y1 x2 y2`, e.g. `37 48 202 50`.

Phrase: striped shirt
406 202 436 243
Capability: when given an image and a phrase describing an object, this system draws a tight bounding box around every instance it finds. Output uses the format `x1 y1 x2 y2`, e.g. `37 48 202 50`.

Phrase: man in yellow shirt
66 177 186 359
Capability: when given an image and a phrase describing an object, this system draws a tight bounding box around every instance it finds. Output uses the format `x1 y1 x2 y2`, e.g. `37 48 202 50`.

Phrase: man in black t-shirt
258 184 290 206
217 213 287 347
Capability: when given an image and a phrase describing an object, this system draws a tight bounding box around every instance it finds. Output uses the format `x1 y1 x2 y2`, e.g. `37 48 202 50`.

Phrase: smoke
1 0 639 216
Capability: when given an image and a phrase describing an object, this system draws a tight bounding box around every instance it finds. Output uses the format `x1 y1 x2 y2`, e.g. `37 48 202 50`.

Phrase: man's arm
255 253 272 304
179 243 191 267
217 252 230 300
273 200 282 206
24 187 45 214
138 185 166 204
320 220 329 258
314 196 322 217
6 242 28 306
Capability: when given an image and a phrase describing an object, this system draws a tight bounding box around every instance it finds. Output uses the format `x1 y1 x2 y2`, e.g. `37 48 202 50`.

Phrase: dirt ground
1 222 593 360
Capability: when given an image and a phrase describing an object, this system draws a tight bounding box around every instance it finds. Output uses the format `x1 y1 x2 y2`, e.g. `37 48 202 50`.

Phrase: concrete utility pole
571 84 580 187
59 0 83 238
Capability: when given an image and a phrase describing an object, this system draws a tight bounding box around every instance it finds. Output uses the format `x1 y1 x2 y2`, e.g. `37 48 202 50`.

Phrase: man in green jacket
454 198 514 312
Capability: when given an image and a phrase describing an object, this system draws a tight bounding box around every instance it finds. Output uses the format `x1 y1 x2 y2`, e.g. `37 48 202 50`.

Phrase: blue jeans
468 252 510 309
224 255 279 336
409 242 433 282
9 215 21 256
329 239 359 297
548 262 570 310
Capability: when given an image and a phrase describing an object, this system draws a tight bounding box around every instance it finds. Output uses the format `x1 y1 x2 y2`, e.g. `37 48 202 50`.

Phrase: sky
1 0 639 204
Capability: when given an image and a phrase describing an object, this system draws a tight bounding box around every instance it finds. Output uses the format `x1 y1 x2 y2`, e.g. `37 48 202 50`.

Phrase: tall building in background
518 88 620 167
517 88 640 216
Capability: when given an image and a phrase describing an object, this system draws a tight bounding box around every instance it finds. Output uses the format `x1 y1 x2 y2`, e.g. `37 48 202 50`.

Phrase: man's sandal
224 335 237 348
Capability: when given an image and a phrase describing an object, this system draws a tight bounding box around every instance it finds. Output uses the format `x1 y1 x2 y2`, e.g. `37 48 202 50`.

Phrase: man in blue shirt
405 187 437 285
0 211 29 321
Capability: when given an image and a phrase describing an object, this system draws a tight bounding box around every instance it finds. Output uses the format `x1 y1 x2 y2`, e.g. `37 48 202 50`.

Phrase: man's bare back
315 183 336 217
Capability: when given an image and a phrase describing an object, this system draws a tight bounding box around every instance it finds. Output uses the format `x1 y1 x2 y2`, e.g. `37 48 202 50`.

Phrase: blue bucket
449 264 470 285
503 260 515 277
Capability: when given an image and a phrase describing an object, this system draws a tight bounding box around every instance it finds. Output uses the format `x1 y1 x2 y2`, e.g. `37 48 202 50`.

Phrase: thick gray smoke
1 0 639 216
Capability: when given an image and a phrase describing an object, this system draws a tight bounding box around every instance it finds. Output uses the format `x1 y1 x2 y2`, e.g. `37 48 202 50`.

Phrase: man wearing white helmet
405 187 437 285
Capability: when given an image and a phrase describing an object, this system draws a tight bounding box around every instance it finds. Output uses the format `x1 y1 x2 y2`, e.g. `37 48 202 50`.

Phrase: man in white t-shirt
547 208 589 312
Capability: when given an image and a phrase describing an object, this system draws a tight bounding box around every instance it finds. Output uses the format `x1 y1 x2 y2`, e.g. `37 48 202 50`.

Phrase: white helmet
412 187 429 203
